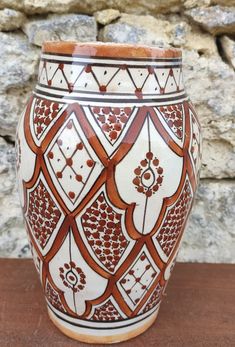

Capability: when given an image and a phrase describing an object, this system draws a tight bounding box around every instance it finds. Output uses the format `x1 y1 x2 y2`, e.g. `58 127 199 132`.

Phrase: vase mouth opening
42 41 182 59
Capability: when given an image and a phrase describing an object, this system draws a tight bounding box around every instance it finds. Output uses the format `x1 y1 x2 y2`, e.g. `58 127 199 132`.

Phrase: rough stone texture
0 138 27 258
0 8 26 31
0 0 181 15
0 32 39 138
212 0 235 6
95 9 120 25
178 180 235 263
0 1 234 263
186 6 235 35
100 13 217 55
183 49 235 178
184 0 211 9
23 14 97 47
220 35 235 69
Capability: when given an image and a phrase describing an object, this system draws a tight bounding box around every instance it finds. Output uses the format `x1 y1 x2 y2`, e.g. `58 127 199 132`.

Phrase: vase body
16 42 201 344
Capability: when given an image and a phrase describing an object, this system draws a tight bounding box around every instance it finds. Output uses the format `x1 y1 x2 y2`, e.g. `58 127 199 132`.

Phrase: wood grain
0 260 234 347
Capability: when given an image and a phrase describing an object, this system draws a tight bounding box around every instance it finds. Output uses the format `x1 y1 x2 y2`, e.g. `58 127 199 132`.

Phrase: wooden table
0 260 234 347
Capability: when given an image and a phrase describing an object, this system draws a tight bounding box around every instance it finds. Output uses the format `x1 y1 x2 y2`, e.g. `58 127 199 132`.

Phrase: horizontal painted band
34 86 187 103
47 301 159 330
41 53 182 64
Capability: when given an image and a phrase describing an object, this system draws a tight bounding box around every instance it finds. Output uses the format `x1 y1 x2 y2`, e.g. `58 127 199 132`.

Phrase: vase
16 42 201 344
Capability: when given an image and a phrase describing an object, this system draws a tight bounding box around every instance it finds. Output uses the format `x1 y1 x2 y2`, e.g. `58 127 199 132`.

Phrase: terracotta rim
42 41 182 59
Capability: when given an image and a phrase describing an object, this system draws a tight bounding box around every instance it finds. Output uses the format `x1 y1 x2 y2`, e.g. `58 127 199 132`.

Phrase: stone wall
0 0 234 263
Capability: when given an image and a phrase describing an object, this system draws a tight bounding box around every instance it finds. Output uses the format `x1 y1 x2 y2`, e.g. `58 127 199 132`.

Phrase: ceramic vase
16 42 202 344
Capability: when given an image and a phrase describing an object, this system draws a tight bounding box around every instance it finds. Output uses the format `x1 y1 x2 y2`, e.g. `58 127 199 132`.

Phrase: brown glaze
42 41 182 59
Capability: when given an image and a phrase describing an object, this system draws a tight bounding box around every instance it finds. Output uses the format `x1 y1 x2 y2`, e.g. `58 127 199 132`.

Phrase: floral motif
59 261 86 293
133 151 164 197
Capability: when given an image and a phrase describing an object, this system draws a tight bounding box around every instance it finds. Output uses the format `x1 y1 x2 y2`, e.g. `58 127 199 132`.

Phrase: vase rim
42 41 182 59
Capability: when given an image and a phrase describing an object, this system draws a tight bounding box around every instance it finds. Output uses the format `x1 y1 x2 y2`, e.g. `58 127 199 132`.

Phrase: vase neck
35 51 185 104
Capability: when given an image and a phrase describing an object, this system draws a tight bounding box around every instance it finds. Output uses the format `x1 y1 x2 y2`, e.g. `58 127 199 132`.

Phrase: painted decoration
16 42 202 344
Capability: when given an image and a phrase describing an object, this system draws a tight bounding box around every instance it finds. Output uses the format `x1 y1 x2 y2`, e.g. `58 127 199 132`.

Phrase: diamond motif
46 117 96 205
81 192 129 273
155 178 193 258
118 246 160 310
26 178 62 249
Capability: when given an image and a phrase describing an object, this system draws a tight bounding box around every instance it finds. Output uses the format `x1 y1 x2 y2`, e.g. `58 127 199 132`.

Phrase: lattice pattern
91 300 123 321
46 119 95 203
81 193 129 272
156 180 192 256
26 180 61 248
158 104 183 138
119 251 157 306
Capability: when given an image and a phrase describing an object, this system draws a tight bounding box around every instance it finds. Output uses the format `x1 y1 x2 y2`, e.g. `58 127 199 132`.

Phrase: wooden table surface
0 259 234 347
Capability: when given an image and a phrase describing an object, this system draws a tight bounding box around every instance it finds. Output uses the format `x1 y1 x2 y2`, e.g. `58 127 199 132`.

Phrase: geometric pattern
38 59 184 97
45 117 96 205
142 283 163 313
157 103 184 139
16 49 201 329
45 281 66 313
118 246 160 310
81 192 129 273
89 106 134 143
26 178 61 249
33 97 63 139
155 178 193 260
90 299 124 321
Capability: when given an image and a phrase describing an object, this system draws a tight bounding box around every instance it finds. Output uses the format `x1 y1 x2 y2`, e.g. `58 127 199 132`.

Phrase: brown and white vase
16 42 202 344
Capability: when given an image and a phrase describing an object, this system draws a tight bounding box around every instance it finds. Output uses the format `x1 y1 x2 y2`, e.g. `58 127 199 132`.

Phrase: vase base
48 307 159 344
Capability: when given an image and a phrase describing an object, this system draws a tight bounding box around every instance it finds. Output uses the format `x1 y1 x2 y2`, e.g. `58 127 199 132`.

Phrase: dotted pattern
142 283 163 313
120 252 157 306
156 180 192 257
81 193 129 272
33 98 62 138
46 281 65 312
91 300 123 321
26 180 61 248
47 119 95 203
91 106 132 143
158 104 183 138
